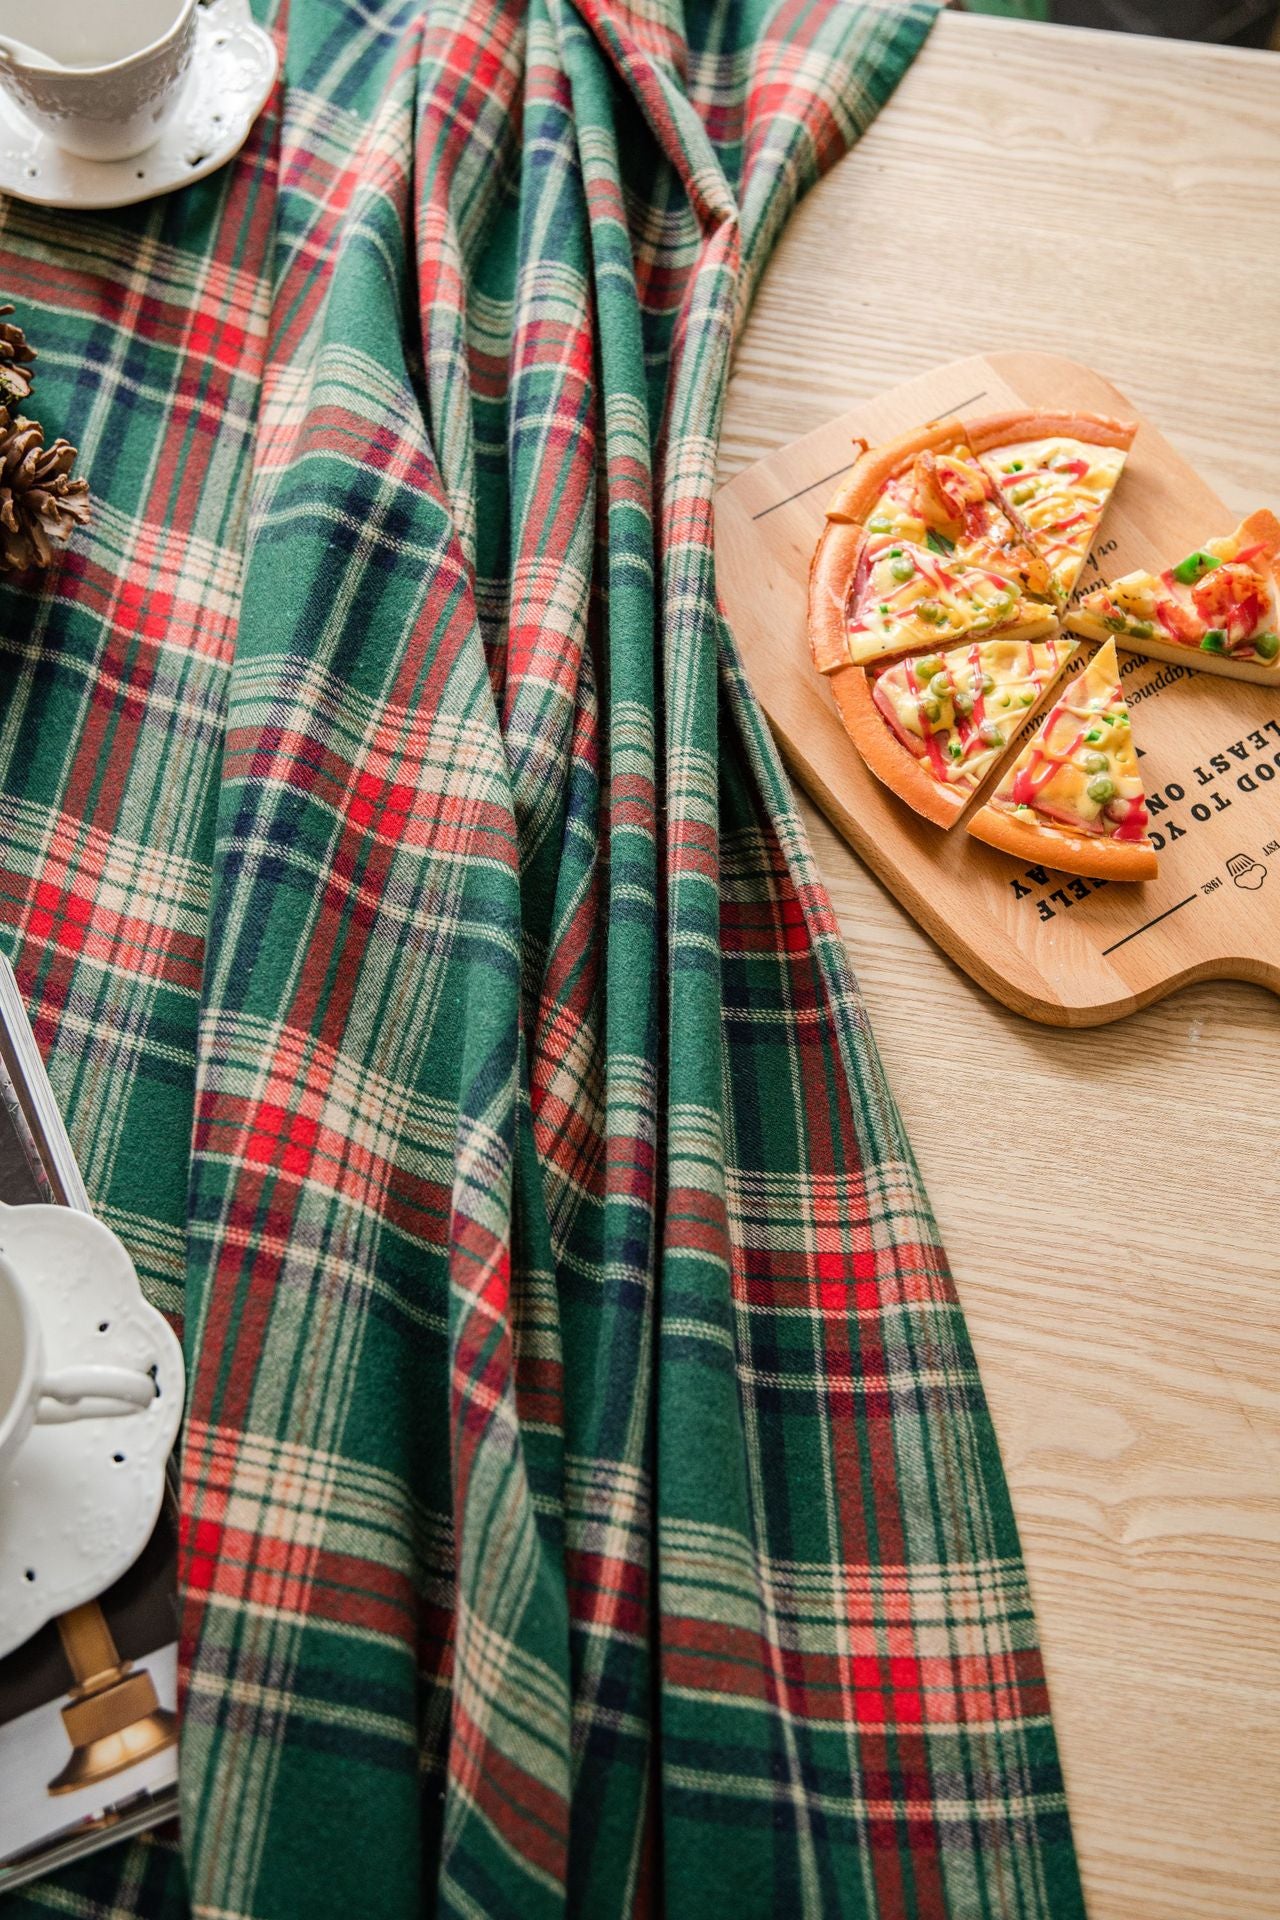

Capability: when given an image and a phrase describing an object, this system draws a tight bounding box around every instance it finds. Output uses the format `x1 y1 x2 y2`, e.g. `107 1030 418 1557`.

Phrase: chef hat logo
1227 853 1267 890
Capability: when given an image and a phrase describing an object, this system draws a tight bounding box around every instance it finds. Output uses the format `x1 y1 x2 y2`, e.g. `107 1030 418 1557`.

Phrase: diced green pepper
925 528 955 556
1084 728 1102 743
1103 612 1127 632
1200 628 1227 653
947 740 963 760
1172 548 1222 586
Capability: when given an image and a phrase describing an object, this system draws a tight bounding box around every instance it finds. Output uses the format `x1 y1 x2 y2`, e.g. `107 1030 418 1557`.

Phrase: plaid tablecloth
2 2 1085 1915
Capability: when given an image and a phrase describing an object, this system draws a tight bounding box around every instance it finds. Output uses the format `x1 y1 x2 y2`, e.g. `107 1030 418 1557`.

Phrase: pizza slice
967 637 1157 880
967 411 1137 604
809 519 1058 674
829 634 1078 828
825 420 1055 599
1065 510 1280 684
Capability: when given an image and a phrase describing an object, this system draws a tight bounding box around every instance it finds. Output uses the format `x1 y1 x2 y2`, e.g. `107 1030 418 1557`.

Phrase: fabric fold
0 2 1087 1916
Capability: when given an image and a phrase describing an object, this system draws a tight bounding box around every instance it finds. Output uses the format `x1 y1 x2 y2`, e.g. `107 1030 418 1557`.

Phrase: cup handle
35 1365 157 1424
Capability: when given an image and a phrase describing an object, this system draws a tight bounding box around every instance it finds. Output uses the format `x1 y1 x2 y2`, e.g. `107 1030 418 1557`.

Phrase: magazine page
0 955 179 1891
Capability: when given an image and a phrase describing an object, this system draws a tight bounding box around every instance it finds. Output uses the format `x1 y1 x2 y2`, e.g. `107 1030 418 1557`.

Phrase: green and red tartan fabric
1 1 1085 1915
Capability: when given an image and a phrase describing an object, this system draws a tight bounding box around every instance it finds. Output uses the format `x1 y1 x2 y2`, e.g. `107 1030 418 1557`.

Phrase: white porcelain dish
0 0 276 211
0 1205 184 1660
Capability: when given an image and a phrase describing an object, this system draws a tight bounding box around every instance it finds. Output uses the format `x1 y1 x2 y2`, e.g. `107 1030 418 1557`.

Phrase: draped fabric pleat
0 2 1085 1914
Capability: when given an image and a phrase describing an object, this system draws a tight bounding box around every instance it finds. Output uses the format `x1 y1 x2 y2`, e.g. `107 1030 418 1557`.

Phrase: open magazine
0 953 179 1891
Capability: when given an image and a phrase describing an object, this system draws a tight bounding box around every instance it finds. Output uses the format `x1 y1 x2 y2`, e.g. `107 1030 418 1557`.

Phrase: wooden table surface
719 12 1280 1917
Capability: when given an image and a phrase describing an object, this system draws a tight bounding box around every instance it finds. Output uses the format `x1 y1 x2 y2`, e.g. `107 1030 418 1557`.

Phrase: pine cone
0 305 36 407
0 415 91 571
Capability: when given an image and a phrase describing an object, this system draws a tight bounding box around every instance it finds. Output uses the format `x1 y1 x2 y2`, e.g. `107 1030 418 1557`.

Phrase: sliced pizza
967 637 1157 881
967 411 1137 604
826 420 1055 600
1065 510 1280 685
809 519 1058 674
829 634 1078 828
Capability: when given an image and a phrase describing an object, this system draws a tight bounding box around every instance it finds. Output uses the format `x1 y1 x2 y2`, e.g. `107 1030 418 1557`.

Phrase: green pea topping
981 672 995 694
1172 548 1222 586
920 697 942 723
1000 694 1011 708
867 516 892 534
913 655 942 682
1103 612 1127 632
953 690 975 716
978 720 1004 747
1084 751 1109 774
1086 774 1116 804
890 555 915 583
928 671 951 698
1254 631 1280 661
1020 692 1035 706
1011 485 1034 506
1130 618 1155 639
1201 628 1227 653
1006 461 1024 473
917 600 944 625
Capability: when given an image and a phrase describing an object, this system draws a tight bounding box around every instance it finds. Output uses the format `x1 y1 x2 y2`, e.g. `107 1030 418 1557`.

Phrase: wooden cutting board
715 350 1280 1026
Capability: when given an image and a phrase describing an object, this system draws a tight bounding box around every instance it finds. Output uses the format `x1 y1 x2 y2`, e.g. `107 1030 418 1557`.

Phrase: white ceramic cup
0 0 200 163
0 1250 156 1475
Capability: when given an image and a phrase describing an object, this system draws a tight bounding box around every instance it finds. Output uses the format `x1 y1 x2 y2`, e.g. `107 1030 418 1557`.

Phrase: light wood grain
719 13 1280 1918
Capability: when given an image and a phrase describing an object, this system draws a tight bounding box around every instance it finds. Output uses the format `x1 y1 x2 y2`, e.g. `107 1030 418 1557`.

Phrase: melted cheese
1076 523 1280 666
872 638 1072 792
845 539 1056 667
982 437 1127 600
988 638 1149 841
862 445 1052 599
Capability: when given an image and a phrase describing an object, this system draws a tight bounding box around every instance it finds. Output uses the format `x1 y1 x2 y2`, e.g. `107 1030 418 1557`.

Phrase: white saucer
0 0 277 213
0 1206 184 1660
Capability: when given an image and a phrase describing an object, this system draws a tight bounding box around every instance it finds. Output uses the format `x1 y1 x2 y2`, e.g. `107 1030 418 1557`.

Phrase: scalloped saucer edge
0 1 277 213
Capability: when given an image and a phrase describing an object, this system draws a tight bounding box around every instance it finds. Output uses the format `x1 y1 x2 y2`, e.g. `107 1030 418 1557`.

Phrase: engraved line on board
748 389 992 520
1101 895 1197 957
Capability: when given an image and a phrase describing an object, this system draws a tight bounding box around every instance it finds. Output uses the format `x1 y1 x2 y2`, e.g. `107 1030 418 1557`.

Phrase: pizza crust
1065 506 1280 684
966 801 1158 881
823 420 969 524
808 519 863 674
1061 621 1280 686
965 409 1137 455
827 664 967 829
